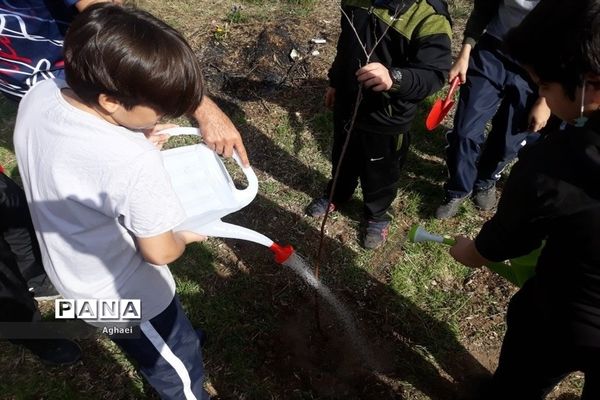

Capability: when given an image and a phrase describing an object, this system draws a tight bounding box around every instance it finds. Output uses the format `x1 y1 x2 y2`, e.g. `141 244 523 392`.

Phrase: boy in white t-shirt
14 4 209 399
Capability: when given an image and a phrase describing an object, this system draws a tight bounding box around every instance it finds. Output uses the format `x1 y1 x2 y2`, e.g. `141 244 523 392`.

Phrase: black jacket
476 115 600 347
328 0 452 134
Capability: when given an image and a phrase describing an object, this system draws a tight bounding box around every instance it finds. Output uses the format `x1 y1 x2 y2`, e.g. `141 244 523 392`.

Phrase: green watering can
408 225 539 287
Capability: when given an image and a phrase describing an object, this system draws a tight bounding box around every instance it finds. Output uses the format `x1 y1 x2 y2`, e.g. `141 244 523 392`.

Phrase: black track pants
325 116 410 222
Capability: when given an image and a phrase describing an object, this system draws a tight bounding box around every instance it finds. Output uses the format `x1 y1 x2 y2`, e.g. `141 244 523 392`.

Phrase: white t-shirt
14 79 186 325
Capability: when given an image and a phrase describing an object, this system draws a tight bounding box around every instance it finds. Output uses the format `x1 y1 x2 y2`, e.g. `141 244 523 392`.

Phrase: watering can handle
160 126 202 137
443 76 461 108
160 127 258 207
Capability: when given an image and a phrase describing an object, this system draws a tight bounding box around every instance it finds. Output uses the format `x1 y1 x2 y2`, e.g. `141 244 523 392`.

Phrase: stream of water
282 251 374 367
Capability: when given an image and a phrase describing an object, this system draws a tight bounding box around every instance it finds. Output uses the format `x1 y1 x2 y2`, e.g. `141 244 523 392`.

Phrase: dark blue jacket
0 0 77 101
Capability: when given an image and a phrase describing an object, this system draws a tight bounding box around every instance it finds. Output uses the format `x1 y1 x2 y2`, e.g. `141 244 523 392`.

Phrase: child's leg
487 282 574 399
0 240 38 322
0 173 45 282
444 39 506 199
474 68 536 192
112 296 208 400
360 131 410 222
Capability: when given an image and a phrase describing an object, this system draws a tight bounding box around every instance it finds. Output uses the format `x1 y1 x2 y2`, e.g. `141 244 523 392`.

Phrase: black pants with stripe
325 114 410 222
112 296 208 400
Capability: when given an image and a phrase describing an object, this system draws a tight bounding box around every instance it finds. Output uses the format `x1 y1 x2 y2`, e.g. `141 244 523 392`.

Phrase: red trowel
425 76 461 131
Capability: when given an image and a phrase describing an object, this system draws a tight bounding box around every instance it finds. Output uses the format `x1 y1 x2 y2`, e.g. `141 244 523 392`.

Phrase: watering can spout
408 225 454 245
270 243 294 264
189 220 273 246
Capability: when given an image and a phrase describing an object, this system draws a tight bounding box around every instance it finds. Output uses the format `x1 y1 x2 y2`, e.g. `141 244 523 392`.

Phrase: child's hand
528 96 551 132
449 235 489 268
356 62 393 92
144 124 177 149
325 87 336 109
449 43 472 84
146 134 169 149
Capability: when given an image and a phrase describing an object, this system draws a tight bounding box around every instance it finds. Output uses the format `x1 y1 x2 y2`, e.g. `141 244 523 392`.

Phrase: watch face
391 69 402 83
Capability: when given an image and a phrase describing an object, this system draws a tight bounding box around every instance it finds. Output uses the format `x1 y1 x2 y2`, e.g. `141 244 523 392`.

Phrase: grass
0 0 583 399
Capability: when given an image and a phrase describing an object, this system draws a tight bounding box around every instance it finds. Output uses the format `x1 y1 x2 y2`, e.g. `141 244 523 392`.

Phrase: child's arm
371 13 452 101
118 150 200 266
449 236 491 269
450 0 500 84
462 0 501 48
449 44 472 84
137 231 206 266
465 158 548 265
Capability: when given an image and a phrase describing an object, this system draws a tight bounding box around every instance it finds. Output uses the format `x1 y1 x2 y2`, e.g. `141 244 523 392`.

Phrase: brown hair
64 3 204 118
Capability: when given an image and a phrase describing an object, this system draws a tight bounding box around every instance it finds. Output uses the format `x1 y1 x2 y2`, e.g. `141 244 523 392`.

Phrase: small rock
311 50 320 56
311 38 326 44
289 48 300 61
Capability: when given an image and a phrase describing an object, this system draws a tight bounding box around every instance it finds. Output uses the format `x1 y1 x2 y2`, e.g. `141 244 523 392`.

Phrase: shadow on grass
173 192 491 399
222 76 334 159
208 92 330 201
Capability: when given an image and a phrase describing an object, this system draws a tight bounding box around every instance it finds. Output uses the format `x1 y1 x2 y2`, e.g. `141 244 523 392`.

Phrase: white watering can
160 127 293 263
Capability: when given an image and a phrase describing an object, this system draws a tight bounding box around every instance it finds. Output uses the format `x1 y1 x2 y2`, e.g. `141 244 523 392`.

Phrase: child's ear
97 94 121 114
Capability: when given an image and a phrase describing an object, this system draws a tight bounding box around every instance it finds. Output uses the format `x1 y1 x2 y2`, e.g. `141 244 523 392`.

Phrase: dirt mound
200 22 330 101
270 292 400 399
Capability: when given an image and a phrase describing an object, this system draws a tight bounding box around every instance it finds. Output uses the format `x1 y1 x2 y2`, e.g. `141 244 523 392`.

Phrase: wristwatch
389 68 403 92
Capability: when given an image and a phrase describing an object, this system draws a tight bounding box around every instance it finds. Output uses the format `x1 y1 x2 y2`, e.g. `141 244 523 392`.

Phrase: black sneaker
305 197 336 218
17 338 81 366
473 185 497 211
435 196 467 219
362 220 390 250
27 274 60 300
